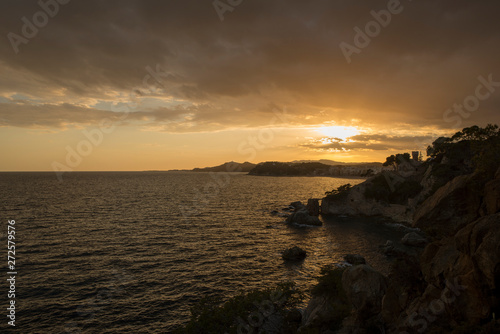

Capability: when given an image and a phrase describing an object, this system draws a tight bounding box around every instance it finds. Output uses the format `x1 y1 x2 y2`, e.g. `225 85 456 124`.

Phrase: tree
383 153 411 171
426 124 500 179
450 124 499 142
427 124 500 158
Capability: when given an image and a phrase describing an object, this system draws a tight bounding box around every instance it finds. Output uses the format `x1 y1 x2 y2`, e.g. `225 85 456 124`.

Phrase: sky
0 0 499 171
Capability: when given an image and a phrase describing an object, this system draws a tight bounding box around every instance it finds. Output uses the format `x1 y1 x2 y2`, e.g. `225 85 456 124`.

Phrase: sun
315 126 360 140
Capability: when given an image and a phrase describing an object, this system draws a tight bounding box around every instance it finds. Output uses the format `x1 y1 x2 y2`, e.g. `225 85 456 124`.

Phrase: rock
408 213 500 328
398 160 418 178
307 216 322 226
344 254 366 265
307 198 320 216
282 246 307 261
342 264 388 320
285 309 302 324
300 295 348 330
379 240 396 256
321 172 414 224
290 201 304 209
401 232 428 247
286 209 322 226
260 313 285 334
413 174 481 237
454 213 500 290
483 177 500 215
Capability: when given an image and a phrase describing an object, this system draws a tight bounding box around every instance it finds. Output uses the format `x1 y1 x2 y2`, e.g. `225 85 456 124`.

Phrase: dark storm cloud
0 0 499 130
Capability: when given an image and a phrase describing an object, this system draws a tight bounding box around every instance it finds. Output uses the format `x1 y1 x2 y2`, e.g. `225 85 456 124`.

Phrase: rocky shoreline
293 128 500 333
176 125 500 334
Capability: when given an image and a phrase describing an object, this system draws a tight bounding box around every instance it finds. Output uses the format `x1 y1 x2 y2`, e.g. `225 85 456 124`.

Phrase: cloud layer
0 0 499 133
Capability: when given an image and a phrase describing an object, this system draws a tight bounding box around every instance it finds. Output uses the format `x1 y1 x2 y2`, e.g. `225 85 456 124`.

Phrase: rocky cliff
305 166 500 333
308 126 500 333
321 170 421 224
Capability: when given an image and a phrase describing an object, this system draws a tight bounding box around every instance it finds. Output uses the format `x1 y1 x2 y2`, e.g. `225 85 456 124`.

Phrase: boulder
282 246 307 261
344 254 366 265
413 174 481 237
300 295 334 329
300 295 350 331
342 264 388 320
286 209 322 226
307 198 320 216
454 213 500 290
401 232 428 247
406 213 500 328
483 178 500 215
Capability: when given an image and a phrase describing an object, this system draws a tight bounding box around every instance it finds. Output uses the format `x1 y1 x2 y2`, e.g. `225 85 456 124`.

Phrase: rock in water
286 203 323 226
290 201 304 209
344 254 366 265
282 246 307 261
306 198 320 216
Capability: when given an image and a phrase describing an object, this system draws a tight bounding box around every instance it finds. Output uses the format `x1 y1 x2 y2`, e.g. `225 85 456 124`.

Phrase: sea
0 172 410 333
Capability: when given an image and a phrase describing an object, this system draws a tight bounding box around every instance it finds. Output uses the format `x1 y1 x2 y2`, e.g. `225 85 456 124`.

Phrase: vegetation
363 174 422 205
427 124 500 180
361 168 375 177
382 153 411 171
324 183 352 200
174 282 303 334
312 265 346 299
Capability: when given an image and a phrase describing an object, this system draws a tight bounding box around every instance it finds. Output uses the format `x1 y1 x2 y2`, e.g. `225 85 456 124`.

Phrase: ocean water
0 172 408 333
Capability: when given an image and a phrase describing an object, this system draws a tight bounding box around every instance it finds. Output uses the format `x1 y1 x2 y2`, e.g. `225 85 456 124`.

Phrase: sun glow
315 126 360 140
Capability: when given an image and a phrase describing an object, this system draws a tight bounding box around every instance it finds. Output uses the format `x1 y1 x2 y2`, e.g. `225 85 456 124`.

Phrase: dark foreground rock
413 174 481 237
342 264 388 321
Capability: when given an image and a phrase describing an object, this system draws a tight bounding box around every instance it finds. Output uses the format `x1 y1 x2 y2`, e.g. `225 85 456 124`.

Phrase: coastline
176 127 500 333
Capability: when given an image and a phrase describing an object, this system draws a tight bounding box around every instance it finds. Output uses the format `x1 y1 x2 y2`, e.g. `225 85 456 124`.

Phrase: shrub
325 184 352 200
364 174 422 205
174 282 303 334
312 265 346 298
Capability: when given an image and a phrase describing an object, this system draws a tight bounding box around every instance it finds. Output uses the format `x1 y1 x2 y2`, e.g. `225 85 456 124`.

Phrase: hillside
187 161 256 173
248 161 383 177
